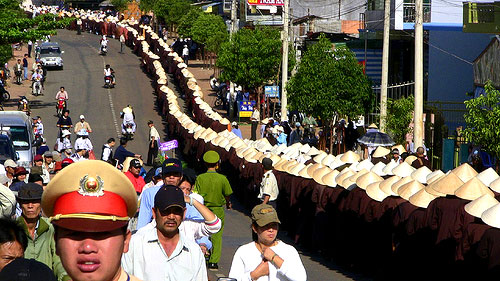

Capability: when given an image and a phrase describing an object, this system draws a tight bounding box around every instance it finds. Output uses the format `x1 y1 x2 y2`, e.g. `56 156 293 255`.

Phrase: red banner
247 0 284 6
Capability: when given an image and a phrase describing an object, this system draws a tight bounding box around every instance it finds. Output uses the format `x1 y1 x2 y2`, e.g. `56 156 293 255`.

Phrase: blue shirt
114 145 135 165
232 128 243 139
277 133 287 145
136 185 212 249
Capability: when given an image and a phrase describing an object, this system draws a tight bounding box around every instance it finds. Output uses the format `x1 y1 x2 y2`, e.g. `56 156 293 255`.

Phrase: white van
0 111 35 168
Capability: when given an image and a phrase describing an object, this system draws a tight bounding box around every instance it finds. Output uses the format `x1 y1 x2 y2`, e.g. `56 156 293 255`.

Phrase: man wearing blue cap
193 150 233 270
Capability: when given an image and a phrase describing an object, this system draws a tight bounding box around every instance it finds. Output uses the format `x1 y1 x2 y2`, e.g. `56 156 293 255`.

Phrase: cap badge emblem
78 175 104 196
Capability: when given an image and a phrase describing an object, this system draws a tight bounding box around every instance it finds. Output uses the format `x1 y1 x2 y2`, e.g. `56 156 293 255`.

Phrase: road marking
215 273 225 277
84 42 121 138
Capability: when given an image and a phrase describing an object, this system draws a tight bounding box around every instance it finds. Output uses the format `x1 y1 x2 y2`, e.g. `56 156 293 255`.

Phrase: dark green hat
203 150 220 164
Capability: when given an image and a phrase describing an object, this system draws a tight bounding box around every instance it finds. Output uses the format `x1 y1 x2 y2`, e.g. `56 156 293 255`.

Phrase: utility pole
379 0 391 132
281 0 290 122
414 0 424 148
229 0 238 120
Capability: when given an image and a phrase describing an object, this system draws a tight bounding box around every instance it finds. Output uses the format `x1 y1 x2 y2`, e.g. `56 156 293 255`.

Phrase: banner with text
239 101 256 118
159 139 178 151
247 0 284 6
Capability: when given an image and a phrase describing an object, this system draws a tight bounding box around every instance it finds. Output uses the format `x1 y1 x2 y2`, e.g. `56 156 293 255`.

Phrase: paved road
31 29 370 281
30 29 168 160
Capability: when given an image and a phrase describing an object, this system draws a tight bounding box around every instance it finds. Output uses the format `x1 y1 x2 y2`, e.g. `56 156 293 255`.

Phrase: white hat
454 177 494 201
382 161 399 176
231 121 238 126
398 180 424 200
356 159 374 172
481 203 500 228
411 166 432 184
451 163 478 183
62 130 71 137
476 168 500 187
366 181 390 202
465 194 499 218
409 189 438 209
392 162 416 178
79 115 85 119
370 162 387 177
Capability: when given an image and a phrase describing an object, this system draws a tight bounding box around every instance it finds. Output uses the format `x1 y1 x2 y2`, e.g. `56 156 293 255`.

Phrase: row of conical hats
119 20 500 229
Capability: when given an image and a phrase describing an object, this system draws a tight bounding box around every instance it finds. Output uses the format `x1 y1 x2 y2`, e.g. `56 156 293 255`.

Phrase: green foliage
286 34 373 122
177 7 202 38
464 81 500 159
385 95 414 145
139 0 155 12
0 44 12 65
154 0 192 27
191 13 228 53
216 26 282 90
111 0 131 12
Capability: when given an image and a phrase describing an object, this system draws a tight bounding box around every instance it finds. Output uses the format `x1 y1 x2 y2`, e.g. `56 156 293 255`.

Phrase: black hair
205 162 217 169
0 218 28 251
181 174 195 186
28 173 43 183
63 109 69 114
120 138 128 146
107 138 115 143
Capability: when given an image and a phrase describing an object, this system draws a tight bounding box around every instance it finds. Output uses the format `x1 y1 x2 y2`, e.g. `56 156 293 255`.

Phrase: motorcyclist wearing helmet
104 64 115 85
121 105 136 134
100 35 108 52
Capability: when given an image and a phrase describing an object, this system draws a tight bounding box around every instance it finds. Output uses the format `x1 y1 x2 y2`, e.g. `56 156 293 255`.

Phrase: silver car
39 42 64 69
0 111 35 169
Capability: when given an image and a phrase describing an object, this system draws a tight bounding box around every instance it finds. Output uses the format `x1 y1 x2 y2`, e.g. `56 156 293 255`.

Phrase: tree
216 26 282 91
177 7 202 38
385 95 414 145
154 0 192 28
286 34 373 151
286 35 373 121
191 13 228 53
111 0 131 12
464 81 500 160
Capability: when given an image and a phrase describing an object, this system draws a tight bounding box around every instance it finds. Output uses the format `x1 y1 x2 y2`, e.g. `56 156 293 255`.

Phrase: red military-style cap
42 160 138 232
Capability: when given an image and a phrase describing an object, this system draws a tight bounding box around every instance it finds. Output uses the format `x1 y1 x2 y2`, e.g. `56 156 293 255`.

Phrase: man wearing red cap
41 160 141 281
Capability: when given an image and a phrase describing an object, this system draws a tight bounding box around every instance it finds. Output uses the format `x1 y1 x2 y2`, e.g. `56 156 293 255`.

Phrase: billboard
247 0 284 6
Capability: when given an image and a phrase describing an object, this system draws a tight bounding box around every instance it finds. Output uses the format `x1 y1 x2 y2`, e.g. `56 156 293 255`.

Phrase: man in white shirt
258 158 279 210
250 107 260 141
122 186 210 281
146 120 160 166
101 138 115 164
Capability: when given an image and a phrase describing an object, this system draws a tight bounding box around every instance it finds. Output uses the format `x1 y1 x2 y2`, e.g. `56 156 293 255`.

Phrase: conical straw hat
465 194 499 218
306 146 321 156
322 170 340 187
340 151 360 164
490 177 500 193
243 148 257 158
356 159 374 172
313 152 328 163
307 163 323 177
398 180 424 200
424 176 447 197
391 176 414 194
329 157 346 170
476 168 500 187
372 146 391 158
289 163 306 176
193 128 207 140
451 163 478 183
299 144 311 154
392 144 406 154
244 151 258 163
281 160 298 172
379 176 402 196
392 162 416 178
404 155 417 165
341 176 357 190
382 161 399 176
409 189 438 208
298 165 313 179
321 154 336 166
426 170 445 184
236 147 250 158
430 171 464 195
349 169 370 184
274 159 288 172
366 181 390 202
371 162 387 177
335 169 356 186
349 161 360 172
269 154 282 166
411 166 432 184
454 177 494 201
356 171 384 190
219 138 230 149
313 166 332 185
481 203 500 228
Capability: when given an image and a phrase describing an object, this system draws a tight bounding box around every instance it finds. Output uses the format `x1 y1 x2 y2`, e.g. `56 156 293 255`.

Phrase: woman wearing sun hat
229 204 306 281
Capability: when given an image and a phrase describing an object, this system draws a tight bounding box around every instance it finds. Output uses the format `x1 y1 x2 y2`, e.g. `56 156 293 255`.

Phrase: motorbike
122 123 134 140
0 81 10 102
104 76 114 88
100 45 107 56
56 98 67 117
32 79 42 96
18 96 30 116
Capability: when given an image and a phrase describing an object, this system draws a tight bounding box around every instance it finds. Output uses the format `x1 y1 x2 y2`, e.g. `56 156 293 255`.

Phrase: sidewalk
185 60 254 139
4 46 42 110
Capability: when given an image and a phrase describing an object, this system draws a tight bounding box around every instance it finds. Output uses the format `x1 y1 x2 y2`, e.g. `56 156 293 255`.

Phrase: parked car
39 42 64 69
0 111 35 168
0 133 18 165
